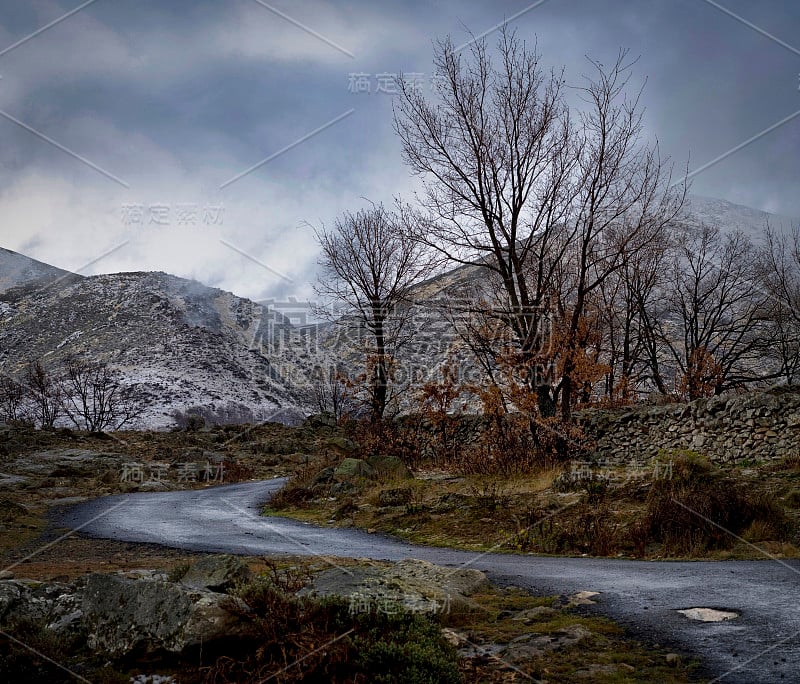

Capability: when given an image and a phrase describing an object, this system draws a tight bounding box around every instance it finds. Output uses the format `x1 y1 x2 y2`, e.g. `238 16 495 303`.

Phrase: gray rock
305 559 488 617
0 579 84 636
0 579 28 620
83 574 192 655
329 480 359 496
325 435 358 455
309 466 335 489
378 487 414 507
82 573 253 656
303 566 382 597
0 572 257 658
501 624 591 663
512 605 558 622
179 554 251 592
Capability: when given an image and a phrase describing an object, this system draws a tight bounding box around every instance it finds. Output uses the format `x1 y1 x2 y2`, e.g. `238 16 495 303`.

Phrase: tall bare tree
551 54 684 418
396 30 572 416
314 203 435 422
395 29 683 421
598 225 671 399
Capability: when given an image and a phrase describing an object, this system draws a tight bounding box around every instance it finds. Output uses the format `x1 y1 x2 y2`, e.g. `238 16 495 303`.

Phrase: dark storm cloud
0 0 797 301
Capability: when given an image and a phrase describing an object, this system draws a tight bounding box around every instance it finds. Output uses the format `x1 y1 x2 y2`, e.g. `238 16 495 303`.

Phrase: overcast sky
0 0 798 302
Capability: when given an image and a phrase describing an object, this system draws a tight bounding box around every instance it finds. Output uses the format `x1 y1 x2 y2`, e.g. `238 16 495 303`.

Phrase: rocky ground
0 553 702 683
0 420 348 563
0 420 713 681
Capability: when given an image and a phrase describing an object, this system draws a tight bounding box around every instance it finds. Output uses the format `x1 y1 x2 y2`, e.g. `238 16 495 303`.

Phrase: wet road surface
60 479 800 683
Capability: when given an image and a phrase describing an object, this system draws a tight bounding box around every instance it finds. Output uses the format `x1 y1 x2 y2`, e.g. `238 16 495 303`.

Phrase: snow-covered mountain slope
684 195 797 238
0 266 310 428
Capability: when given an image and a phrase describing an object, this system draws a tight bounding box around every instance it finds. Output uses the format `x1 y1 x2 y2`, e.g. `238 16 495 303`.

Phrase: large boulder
0 580 30 621
0 579 84 635
309 466 336 490
82 573 253 657
0 573 256 659
325 436 358 456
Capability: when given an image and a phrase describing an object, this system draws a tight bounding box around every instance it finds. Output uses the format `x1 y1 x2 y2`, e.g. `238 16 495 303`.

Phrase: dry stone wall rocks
576 387 800 465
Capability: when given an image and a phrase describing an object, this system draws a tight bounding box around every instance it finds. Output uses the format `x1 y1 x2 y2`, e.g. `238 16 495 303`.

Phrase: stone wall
577 387 800 464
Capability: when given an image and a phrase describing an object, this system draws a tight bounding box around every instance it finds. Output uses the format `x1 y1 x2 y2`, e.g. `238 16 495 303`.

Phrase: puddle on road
677 608 739 622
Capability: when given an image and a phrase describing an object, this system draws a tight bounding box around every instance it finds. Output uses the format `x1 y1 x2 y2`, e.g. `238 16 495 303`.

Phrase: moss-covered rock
334 458 374 480
366 454 412 480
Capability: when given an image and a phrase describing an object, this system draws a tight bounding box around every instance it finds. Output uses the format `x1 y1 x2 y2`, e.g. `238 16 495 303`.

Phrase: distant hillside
684 195 796 237
0 248 73 293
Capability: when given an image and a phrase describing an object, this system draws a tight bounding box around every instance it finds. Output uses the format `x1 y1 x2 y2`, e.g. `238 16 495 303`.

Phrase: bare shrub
512 501 619 556
0 375 29 424
25 360 62 428
634 452 790 555
61 357 143 432
172 402 255 429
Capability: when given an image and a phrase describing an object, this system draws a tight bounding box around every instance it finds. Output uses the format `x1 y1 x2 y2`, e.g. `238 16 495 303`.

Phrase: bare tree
396 30 572 417
314 203 435 422
757 223 800 383
654 225 776 398
0 375 29 424
61 357 142 432
25 360 62 428
309 363 352 421
395 29 683 421
599 227 671 399
551 54 684 418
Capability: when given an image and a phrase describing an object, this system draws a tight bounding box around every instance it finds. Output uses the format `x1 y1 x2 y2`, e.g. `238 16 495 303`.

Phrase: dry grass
267 447 799 561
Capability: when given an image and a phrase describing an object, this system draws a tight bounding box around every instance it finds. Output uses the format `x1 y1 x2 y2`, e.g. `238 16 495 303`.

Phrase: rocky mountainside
684 195 796 237
0 196 796 429
0 267 310 427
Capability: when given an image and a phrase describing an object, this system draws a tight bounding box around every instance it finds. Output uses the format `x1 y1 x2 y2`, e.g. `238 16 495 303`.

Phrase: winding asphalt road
60 479 800 683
